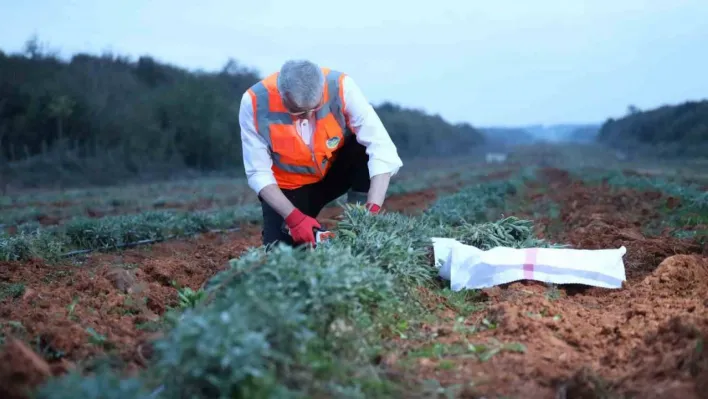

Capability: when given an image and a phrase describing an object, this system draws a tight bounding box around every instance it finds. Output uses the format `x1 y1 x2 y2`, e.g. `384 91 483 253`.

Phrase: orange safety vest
246 67 353 190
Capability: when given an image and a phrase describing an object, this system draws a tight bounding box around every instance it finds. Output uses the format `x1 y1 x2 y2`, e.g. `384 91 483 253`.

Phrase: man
239 59 403 247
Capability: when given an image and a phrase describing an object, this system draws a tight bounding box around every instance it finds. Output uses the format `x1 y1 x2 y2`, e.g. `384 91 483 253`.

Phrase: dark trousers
259 135 370 247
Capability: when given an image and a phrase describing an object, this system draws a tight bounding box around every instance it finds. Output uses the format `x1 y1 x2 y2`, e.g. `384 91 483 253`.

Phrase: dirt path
387 168 707 398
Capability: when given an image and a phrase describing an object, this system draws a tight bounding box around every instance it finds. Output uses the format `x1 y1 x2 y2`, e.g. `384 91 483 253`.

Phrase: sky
1 0 707 127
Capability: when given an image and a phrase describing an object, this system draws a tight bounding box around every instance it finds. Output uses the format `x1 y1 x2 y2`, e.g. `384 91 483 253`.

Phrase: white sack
431 237 627 291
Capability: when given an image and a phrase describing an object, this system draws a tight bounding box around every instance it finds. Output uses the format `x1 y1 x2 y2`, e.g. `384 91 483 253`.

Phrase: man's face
283 91 324 118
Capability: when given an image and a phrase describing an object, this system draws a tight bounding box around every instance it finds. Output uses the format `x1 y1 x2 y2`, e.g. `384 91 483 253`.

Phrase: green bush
35 368 150 399
448 216 555 249
334 207 439 287
691 191 708 210
153 244 393 398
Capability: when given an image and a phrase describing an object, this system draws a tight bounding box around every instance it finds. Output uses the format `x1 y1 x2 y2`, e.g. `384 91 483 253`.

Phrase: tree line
0 38 485 189
597 100 708 157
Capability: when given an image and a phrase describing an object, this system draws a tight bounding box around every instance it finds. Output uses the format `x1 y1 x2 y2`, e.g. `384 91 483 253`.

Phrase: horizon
1 1 707 127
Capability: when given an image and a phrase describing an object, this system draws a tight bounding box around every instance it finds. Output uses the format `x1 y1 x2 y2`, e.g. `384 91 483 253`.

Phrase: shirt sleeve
239 91 278 194
341 75 403 178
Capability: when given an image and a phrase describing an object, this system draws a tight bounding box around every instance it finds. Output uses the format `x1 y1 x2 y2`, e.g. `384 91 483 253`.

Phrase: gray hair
277 60 325 111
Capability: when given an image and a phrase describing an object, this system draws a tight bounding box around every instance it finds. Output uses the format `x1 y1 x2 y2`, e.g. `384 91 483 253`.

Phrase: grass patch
436 289 486 316
403 339 526 364
568 168 707 243
425 180 519 224
0 282 26 301
0 204 262 261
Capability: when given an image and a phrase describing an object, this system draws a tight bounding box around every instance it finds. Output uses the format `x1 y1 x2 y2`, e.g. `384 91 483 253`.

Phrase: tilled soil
2 174 705 398
0 225 263 399
0 189 442 398
391 168 707 398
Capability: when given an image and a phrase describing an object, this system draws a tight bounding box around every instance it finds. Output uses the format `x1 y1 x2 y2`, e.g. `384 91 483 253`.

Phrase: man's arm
258 185 295 217
341 75 403 206
367 173 391 206
239 92 297 218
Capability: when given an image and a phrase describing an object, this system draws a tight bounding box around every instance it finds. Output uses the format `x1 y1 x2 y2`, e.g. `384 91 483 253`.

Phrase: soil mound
642 255 708 294
0 338 51 399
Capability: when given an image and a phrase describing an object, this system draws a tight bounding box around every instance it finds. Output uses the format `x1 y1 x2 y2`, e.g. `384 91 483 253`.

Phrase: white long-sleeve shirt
239 75 403 194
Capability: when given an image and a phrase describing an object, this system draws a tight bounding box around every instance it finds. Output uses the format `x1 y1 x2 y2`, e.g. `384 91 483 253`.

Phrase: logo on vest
326 137 340 149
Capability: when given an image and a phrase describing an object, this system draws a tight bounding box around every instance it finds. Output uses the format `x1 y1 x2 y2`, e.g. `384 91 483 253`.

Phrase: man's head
277 60 325 115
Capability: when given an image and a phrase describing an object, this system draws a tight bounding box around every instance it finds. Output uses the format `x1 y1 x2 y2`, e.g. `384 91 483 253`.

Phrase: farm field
0 144 707 399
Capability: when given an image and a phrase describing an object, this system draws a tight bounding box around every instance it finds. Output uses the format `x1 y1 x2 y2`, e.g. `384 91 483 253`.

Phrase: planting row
0 205 262 262
0 163 518 228
0 180 255 228
30 177 550 398
574 168 708 242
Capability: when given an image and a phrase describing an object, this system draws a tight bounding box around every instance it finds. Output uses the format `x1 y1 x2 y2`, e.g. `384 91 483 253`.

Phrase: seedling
177 287 206 309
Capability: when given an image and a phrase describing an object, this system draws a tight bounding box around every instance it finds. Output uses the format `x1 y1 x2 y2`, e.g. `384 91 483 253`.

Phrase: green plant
426 180 519 224
176 287 206 309
0 282 26 301
35 366 152 399
150 243 395 398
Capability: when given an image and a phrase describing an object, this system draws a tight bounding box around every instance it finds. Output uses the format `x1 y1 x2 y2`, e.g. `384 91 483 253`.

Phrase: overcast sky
1 0 707 126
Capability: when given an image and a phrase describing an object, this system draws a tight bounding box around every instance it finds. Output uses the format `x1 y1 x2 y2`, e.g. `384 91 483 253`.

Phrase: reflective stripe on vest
249 69 350 176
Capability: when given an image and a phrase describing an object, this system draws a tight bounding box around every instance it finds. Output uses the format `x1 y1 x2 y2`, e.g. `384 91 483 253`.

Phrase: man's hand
366 203 381 214
285 208 321 245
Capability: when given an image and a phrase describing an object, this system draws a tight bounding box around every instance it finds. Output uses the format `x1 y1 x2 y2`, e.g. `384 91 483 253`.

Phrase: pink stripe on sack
524 248 538 280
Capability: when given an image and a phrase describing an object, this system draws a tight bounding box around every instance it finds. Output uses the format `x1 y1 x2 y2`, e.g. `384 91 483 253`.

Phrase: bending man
239 60 403 247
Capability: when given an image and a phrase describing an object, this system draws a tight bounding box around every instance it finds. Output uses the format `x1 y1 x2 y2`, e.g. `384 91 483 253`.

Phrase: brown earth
0 189 439 398
386 168 707 398
0 224 263 398
532 167 703 280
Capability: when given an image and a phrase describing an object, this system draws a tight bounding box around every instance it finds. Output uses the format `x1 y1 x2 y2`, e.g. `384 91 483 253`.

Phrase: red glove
285 208 321 245
366 203 381 214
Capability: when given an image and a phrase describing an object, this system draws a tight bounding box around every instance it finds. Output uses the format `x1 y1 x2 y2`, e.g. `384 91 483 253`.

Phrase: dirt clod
555 367 615 399
0 338 52 399
643 255 708 293
105 267 138 293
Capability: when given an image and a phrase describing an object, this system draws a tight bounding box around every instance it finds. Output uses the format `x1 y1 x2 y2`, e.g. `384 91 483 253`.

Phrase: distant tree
47 95 76 142
627 104 640 115
23 34 59 59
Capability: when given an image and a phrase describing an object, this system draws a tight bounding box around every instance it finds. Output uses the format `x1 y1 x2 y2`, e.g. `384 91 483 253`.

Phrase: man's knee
260 200 294 247
262 225 293 248
339 135 370 192
346 189 368 205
